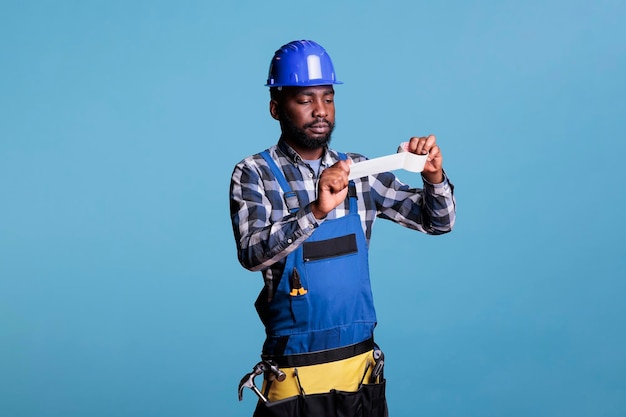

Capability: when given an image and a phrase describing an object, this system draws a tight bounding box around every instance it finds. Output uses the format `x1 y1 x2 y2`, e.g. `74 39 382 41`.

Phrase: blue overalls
251 151 388 417
256 150 377 359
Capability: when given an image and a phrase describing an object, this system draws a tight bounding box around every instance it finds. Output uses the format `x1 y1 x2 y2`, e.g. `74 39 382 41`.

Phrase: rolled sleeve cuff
297 204 323 235
422 170 454 196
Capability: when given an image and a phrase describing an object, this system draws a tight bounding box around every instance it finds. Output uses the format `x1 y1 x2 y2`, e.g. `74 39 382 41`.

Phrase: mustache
304 118 333 129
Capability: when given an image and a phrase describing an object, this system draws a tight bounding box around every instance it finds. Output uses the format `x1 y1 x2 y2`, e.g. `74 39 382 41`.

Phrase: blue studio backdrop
1 1 625 416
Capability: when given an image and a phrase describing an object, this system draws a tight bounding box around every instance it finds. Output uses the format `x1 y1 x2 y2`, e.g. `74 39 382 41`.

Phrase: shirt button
287 238 293 244
308 172 313 178
308 224 314 229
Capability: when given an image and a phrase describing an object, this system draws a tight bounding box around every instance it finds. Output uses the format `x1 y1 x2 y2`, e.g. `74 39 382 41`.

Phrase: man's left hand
407 134 444 184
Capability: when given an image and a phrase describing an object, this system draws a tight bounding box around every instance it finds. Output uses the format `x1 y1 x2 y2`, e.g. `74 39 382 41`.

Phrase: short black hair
269 87 285 102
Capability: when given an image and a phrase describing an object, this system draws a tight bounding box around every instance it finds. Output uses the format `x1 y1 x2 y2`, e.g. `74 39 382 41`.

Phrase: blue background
1 1 625 416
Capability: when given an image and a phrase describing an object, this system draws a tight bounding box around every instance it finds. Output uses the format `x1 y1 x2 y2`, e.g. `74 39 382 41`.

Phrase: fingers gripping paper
348 143 428 180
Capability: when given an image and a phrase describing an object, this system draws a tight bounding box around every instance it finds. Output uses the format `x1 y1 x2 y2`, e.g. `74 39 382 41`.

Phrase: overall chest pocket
292 233 368 332
302 234 357 262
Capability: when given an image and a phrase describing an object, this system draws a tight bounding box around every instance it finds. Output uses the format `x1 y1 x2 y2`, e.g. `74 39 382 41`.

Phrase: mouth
307 122 331 135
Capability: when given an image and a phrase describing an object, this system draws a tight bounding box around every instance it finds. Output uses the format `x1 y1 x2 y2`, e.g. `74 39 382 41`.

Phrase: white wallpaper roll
348 144 428 180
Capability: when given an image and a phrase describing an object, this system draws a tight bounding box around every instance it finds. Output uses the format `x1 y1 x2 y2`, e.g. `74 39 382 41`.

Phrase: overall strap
338 152 358 214
260 150 299 213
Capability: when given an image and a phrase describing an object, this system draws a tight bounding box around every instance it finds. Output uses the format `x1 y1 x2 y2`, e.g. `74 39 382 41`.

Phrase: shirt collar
277 137 337 167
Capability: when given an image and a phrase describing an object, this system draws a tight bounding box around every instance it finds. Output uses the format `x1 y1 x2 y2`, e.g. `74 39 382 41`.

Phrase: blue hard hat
265 40 343 87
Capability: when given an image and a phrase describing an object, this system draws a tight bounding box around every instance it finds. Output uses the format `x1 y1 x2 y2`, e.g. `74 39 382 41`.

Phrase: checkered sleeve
370 170 456 235
230 156 321 272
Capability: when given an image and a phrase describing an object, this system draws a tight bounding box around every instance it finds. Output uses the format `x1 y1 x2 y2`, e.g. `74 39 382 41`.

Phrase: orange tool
289 268 308 296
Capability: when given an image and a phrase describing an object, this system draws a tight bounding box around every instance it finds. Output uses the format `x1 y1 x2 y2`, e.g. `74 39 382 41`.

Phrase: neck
282 137 325 160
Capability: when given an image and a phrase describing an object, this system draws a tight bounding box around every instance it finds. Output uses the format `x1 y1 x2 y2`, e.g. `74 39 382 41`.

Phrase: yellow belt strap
262 350 375 402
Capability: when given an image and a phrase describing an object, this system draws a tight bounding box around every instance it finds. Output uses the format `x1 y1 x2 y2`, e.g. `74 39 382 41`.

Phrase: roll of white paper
348 144 428 180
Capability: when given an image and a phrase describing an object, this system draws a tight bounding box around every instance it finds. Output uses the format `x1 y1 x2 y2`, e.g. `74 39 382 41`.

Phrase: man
230 40 455 417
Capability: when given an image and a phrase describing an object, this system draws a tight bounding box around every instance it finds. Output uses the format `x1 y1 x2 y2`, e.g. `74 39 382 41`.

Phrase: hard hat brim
265 80 343 88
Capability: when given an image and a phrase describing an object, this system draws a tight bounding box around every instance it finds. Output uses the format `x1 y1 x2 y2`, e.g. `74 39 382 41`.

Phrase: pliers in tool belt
289 269 307 296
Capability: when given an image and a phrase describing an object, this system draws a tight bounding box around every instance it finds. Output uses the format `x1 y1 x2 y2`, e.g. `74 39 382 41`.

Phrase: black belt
262 337 375 368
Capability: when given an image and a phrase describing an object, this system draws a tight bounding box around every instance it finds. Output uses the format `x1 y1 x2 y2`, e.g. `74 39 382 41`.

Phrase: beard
279 112 335 150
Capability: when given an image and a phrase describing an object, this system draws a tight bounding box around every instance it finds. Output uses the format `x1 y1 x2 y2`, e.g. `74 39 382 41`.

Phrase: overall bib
252 151 388 417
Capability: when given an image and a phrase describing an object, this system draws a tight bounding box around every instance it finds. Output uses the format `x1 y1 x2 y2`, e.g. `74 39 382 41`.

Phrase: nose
312 98 328 118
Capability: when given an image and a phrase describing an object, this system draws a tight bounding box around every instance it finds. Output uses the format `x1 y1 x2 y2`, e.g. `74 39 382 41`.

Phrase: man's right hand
311 159 351 219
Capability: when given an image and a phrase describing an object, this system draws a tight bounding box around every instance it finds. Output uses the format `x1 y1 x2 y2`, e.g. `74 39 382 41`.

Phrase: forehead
284 85 335 97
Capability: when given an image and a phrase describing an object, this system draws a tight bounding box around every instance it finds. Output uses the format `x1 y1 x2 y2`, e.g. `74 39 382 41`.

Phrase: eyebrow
297 88 335 96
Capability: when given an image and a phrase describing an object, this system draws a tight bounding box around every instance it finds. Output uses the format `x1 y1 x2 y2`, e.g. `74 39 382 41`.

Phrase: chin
303 136 331 150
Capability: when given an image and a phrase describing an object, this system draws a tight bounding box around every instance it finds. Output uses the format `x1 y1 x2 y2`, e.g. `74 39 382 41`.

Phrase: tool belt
253 381 388 417
240 340 387 417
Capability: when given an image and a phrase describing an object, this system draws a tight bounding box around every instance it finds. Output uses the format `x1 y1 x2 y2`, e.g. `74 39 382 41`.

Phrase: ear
269 100 280 120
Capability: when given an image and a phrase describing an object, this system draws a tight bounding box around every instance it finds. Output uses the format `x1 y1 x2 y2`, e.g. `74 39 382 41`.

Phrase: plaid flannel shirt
230 139 456 281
